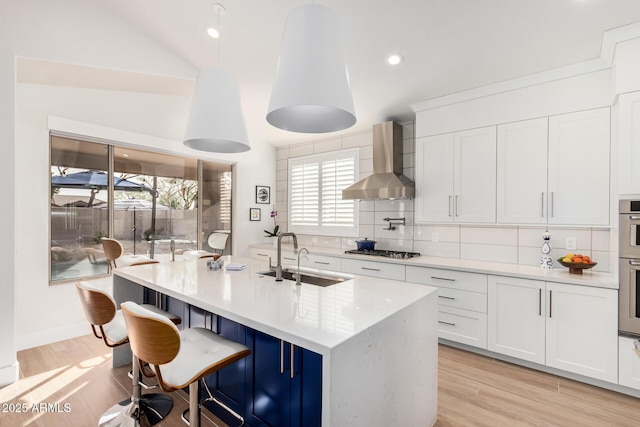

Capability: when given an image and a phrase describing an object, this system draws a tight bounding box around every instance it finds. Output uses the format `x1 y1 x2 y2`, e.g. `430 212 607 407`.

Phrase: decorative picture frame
255 185 270 204
250 208 261 221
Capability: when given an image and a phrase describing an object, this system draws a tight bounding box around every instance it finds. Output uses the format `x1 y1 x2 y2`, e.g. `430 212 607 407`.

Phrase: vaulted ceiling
32 1 640 145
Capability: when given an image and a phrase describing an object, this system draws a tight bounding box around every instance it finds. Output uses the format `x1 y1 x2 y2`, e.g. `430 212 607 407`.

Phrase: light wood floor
2 335 640 426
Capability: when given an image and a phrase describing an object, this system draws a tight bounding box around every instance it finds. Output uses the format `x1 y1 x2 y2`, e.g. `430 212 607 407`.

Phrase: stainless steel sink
258 269 349 287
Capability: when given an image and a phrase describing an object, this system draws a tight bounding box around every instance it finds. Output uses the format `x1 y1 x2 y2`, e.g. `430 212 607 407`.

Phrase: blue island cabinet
245 329 322 427
145 292 322 427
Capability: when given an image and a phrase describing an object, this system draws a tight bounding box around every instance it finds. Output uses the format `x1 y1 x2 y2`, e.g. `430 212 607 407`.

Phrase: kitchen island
112 256 438 427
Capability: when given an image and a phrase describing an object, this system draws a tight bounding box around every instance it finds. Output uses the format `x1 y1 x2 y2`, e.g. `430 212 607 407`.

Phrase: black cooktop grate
344 249 421 259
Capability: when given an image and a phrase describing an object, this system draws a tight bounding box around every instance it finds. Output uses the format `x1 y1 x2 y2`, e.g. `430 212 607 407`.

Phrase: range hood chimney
342 121 415 200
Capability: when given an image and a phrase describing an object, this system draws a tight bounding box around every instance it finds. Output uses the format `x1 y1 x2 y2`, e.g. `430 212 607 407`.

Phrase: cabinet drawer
305 254 341 272
438 307 487 349
438 287 486 313
249 248 275 261
341 258 405 281
406 266 487 293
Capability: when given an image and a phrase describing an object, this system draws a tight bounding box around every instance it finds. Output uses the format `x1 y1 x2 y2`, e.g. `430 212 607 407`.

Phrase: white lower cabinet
488 276 618 383
618 336 640 390
545 281 618 383
406 266 488 348
488 276 545 364
341 258 405 281
303 254 341 272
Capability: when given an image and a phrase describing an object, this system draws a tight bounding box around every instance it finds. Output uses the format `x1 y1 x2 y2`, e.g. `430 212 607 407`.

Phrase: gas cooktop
344 249 421 259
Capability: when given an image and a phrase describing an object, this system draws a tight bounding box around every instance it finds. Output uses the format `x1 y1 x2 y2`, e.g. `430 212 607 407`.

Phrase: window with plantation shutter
288 148 359 237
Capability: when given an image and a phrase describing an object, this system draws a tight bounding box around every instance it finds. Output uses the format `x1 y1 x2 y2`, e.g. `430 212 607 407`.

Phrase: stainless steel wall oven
619 199 640 336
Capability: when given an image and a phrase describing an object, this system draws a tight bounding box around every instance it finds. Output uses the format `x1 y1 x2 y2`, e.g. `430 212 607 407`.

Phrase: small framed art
256 185 270 204
250 208 261 221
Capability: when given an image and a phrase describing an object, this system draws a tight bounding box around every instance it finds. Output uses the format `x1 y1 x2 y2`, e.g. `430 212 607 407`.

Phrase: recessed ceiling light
206 26 220 39
386 53 404 66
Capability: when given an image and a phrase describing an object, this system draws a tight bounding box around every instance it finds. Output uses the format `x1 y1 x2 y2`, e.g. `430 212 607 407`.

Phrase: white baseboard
17 322 90 351
0 361 19 387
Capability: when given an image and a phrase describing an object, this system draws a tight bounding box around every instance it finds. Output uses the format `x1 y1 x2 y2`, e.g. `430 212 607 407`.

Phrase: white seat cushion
102 310 128 344
183 250 216 261
157 327 249 389
118 254 154 267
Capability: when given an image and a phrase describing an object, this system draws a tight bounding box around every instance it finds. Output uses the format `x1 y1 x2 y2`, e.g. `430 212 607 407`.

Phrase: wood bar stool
101 237 159 268
182 250 221 261
121 301 251 427
76 281 181 426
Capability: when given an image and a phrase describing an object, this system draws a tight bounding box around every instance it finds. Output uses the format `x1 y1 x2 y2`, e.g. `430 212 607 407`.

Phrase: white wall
2 0 275 376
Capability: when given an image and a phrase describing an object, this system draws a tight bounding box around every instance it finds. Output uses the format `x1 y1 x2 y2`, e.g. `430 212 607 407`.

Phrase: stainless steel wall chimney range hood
342 121 415 200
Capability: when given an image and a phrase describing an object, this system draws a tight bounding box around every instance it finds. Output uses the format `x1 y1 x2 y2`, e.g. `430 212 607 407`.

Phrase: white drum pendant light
267 4 356 133
183 68 250 153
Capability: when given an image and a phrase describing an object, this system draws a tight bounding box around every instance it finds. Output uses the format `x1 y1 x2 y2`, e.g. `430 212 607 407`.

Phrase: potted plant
264 205 280 245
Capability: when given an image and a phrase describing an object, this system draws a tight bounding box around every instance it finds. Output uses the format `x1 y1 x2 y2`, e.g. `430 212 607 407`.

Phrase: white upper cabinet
496 118 549 224
454 127 497 223
618 91 640 196
415 133 455 222
547 107 610 225
415 126 496 223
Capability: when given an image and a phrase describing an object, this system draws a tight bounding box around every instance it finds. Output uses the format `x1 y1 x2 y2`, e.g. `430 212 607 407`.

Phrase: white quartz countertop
114 256 438 355
250 243 618 289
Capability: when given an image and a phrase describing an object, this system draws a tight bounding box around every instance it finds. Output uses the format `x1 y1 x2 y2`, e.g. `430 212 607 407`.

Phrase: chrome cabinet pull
284 257 296 261
280 340 284 374
438 320 456 326
431 276 455 281
314 261 330 265
629 260 640 266
549 290 553 318
439 295 456 300
538 288 542 316
550 192 554 217
362 267 381 272
290 344 295 379
629 215 640 220
448 195 452 217
455 195 459 216
257 253 269 257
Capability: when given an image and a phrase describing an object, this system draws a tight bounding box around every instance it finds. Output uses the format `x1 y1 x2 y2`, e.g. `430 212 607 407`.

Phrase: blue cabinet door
297 349 322 427
245 330 323 427
246 329 293 427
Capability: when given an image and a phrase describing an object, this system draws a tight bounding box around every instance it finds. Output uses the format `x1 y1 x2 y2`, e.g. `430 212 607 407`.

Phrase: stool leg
189 381 201 427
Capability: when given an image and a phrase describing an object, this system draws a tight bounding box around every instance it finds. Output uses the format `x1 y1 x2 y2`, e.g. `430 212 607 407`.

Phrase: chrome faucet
296 248 310 286
276 232 298 281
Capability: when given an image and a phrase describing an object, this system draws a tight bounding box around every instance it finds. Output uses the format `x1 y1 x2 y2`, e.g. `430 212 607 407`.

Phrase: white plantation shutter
288 148 359 236
219 171 232 224
290 162 319 225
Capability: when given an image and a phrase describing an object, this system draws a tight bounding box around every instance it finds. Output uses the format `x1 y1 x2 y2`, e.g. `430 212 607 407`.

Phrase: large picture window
50 134 232 283
288 148 359 237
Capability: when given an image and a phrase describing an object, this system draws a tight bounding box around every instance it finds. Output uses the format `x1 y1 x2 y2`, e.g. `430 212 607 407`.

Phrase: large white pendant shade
267 4 356 133
183 67 250 153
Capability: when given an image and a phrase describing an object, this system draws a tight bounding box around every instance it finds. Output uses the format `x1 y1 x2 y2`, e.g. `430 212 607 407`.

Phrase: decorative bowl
557 258 597 274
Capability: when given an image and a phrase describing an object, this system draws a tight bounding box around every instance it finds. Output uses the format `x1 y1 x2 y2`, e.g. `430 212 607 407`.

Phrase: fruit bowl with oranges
557 253 597 274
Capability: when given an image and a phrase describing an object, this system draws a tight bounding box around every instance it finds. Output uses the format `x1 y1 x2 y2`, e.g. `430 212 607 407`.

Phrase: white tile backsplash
342 131 371 148
289 142 314 158
359 211 375 225
314 137 342 154
592 229 610 251
461 243 518 264
460 226 517 246
414 225 460 242
374 199 414 213
413 241 460 258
